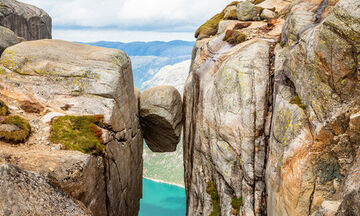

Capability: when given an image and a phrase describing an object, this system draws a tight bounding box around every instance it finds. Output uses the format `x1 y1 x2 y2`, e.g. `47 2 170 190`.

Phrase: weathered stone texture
140 85 182 152
0 0 52 40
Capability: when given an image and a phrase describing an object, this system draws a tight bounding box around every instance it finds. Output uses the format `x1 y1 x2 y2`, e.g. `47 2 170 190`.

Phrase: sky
21 0 233 42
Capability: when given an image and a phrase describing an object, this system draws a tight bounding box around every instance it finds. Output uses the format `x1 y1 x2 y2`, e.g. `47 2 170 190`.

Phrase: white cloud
21 0 234 41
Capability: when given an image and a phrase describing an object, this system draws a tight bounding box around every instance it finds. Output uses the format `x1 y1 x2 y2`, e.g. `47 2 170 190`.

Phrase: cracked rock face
0 39 143 216
0 163 91 216
140 85 182 152
0 0 52 40
266 0 360 215
184 36 275 216
184 0 359 215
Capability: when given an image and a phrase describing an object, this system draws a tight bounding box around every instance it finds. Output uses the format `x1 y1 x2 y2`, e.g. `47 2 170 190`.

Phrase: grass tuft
0 115 31 143
231 197 243 214
223 30 247 45
0 100 9 116
290 95 306 110
50 115 106 156
206 181 221 216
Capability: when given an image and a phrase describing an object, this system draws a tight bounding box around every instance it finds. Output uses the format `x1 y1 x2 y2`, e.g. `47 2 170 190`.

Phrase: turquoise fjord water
139 178 186 216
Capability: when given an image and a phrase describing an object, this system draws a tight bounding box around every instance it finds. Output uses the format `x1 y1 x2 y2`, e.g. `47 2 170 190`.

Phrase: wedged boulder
140 85 182 152
0 163 91 216
0 26 21 55
0 0 52 40
0 39 142 216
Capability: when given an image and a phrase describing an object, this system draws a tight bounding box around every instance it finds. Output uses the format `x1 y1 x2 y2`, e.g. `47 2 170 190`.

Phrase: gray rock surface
0 39 143 216
237 1 261 21
0 26 21 54
0 0 52 40
184 0 360 215
0 144 107 216
0 163 91 216
184 36 273 215
260 9 276 20
140 85 182 152
266 0 360 215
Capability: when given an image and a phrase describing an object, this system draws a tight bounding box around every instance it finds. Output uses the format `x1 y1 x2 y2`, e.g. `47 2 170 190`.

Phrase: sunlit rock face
0 0 52 40
267 0 360 215
0 39 143 216
140 85 183 152
183 0 360 215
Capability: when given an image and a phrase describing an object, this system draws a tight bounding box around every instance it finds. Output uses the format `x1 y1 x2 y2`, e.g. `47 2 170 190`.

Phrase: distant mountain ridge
83 40 194 57
83 40 194 89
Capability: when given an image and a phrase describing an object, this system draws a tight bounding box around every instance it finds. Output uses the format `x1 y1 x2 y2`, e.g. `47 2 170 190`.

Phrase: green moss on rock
50 115 105 156
0 115 31 143
195 13 224 40
195 1 239 39
224 8 238 20
231 197 243 214
206 181 221 216
223 30 247 45
290 95 306 110
253 0 265 5
0 100 9 116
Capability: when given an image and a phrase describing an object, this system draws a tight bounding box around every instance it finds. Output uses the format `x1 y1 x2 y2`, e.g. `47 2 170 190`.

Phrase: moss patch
0 115 31 143
231 197 243 214
0 100 9 116
50 115 105 156
290 95 306 110
253 0 265 4
224 8 238 20
195 1 239 39
195 13 224 39
223 30 247 45
206 181 221 216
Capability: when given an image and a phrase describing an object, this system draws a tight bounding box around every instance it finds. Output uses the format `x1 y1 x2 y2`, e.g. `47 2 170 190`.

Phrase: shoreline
143 177 185 189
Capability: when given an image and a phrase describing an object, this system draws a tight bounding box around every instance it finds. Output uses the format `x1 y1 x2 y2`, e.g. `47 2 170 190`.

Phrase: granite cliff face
184 0 359 215
0 39 143 216
0 0 52 40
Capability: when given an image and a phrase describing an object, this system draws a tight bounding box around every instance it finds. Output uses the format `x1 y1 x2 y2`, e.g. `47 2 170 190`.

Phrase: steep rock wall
184 0 359 215
0 40 142 216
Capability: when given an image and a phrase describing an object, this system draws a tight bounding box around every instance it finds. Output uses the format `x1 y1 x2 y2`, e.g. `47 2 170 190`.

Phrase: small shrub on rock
50 115 105 155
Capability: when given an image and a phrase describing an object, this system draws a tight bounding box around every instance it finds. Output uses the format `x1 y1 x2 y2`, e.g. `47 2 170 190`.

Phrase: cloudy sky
21 0 232 42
